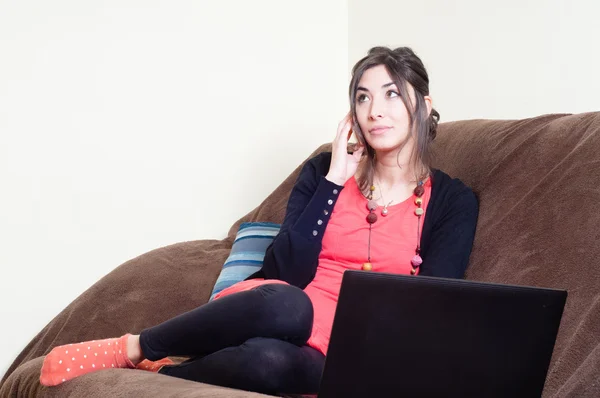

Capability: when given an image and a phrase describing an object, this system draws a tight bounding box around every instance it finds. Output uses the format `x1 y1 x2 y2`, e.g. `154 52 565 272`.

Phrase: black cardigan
248 152 479 289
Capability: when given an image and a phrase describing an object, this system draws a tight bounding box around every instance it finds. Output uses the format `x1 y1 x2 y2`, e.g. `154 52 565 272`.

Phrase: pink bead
411 255 423 267
367 200 378 211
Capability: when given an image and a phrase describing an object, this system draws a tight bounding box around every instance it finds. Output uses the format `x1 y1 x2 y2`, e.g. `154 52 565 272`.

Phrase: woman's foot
135 357 175 372
40 334 136 386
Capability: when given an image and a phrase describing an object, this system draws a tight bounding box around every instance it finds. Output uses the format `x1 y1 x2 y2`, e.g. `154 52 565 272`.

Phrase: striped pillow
209 222 281 301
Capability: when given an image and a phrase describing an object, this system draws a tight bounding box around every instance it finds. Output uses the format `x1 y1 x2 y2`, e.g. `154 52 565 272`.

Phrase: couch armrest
1 239 231 387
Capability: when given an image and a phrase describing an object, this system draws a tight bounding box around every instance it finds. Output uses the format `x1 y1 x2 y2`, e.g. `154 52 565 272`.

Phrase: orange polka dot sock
135 357 175 372
40 334 134 387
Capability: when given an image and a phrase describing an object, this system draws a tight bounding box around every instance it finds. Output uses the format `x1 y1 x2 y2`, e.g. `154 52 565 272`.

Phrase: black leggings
138 283 325 395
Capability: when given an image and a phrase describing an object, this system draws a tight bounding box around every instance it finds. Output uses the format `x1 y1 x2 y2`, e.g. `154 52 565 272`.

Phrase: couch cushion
0 357 275 397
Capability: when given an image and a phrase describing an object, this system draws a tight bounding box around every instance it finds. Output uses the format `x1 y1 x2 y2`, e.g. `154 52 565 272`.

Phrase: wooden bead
414 185 425 197
414 197 423 206
367 212 378 223
415 208 424 216
362 262 372 271
410 268 417 275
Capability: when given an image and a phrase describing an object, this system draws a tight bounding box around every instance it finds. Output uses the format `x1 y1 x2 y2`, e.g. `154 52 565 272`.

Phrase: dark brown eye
357 94 369 103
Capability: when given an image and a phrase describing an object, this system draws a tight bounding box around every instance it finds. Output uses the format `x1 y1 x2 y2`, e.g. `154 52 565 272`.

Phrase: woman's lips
369 126 391 135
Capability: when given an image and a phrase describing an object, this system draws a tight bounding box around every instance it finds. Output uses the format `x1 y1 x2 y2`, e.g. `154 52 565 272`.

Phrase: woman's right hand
325 113 365 186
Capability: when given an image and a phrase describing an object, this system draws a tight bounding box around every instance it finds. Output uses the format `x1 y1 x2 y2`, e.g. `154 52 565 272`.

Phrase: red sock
40 334 134 387
135 357 175 372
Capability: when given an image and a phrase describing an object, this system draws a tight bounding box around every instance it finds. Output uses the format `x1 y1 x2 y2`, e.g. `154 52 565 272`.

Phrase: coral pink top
214 175 432 355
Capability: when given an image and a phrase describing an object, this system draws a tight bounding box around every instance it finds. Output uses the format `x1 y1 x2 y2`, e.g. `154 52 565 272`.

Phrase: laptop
318 270 567 398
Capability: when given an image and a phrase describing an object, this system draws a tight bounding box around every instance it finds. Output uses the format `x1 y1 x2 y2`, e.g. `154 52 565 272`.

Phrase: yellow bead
410 268 417 275
415 197 423 206
370 185 376 192
415 208 424 216
362 262 372 271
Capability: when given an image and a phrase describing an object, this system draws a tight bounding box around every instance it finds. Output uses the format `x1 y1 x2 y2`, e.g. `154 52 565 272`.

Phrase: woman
40 46 478 395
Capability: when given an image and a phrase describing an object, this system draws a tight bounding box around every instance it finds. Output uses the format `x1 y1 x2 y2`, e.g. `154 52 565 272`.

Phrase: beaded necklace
363 179 426 275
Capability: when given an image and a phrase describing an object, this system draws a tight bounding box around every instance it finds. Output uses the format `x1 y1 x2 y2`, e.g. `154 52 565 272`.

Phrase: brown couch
2 112 600 397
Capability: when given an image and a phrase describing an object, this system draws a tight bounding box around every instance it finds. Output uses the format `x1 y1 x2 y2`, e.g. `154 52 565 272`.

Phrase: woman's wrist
325 173 345 186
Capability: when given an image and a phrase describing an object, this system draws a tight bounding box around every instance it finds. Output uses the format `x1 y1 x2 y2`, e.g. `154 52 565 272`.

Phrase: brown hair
349 46 440 194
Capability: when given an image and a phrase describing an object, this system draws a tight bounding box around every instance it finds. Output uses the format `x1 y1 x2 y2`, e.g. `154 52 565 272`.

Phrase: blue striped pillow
209 222 281 301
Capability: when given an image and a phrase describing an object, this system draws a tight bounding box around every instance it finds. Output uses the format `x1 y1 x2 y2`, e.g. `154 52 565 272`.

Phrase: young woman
40 46 478 396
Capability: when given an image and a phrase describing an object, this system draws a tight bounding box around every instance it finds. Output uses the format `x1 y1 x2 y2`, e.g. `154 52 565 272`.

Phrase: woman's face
354 64 415 153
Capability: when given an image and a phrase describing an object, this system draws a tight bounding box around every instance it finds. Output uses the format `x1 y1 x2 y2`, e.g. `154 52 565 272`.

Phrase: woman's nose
369 98 384 120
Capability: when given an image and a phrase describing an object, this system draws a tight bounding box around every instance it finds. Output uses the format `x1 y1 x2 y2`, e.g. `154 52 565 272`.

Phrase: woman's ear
424 96 433 117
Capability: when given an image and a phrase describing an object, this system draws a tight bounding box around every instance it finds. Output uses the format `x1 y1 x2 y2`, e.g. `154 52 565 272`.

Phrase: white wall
5 0 596 381
349 0 600 121
0 0 348 377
